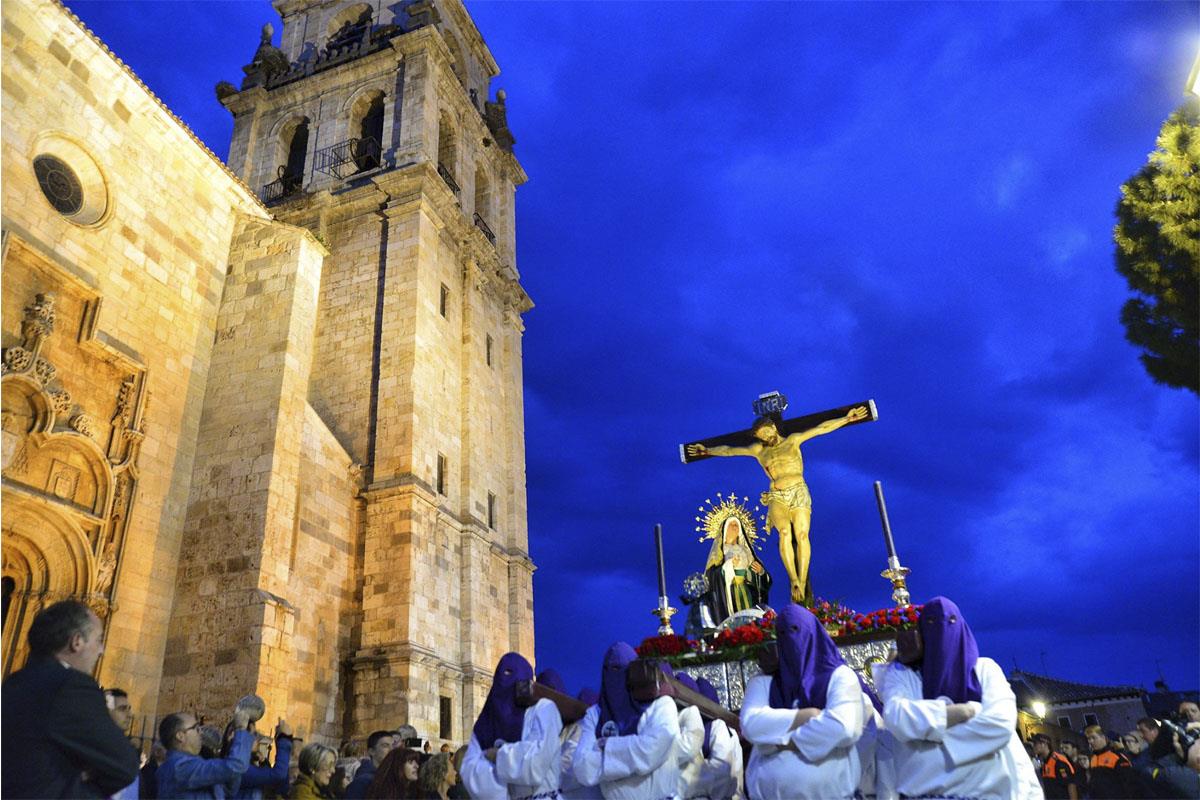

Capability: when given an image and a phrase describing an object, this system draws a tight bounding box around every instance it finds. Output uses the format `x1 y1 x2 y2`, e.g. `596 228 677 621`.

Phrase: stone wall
1 0 266 721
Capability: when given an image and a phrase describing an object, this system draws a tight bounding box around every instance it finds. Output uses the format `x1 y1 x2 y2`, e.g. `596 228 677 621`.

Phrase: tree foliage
1113 100 1200 393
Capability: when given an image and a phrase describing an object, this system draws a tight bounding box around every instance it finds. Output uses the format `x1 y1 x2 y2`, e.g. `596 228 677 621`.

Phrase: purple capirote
768 604 846 710
694 676 722 759
919 596 983 704
473 652 534 748
596 642 647 737
577 687 599 707
537 668 567 695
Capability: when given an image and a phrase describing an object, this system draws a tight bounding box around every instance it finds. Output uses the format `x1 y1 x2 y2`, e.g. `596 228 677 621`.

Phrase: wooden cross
679 394 878 463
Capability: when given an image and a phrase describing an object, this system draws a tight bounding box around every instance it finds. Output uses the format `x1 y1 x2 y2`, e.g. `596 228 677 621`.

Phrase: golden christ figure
683 397 874 605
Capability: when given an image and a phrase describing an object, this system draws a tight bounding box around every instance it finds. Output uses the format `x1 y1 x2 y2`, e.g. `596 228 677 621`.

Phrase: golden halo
695 491 768 550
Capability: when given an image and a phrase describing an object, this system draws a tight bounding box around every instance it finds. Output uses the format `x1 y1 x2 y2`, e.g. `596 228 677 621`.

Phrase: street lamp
1188 44 1200 97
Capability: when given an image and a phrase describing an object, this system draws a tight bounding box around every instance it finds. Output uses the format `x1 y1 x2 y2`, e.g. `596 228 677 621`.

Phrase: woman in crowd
740 604 866 800
572 642 683 799
292 743 339 800
872 596 1040 800
460 652 563 800
233 721 294 800
694 677 743 800
330 758 362 798
447 745 470 800
417 753 457 800
365 748 424 799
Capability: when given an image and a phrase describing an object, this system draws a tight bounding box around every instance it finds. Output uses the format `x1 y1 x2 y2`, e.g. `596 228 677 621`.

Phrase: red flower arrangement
636 633 694 657
711 610 776 652
812 598 858 629
836 604 923 637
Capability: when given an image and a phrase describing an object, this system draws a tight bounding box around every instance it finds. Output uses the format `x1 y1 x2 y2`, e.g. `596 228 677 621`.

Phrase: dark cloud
66 1 1199 702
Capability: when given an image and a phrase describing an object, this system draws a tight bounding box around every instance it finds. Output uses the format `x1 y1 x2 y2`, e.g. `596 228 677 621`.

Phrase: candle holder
651 596 677 636
880 556 911 607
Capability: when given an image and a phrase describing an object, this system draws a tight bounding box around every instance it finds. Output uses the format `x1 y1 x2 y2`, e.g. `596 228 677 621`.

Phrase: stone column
157 213 325 722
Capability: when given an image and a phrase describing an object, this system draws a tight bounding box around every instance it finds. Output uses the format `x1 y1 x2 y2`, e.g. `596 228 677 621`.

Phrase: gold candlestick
881 556 911 607
651 596 677 636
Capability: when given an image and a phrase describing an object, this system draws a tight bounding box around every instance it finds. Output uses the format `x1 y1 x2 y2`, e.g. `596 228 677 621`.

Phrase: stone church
1 0 535 745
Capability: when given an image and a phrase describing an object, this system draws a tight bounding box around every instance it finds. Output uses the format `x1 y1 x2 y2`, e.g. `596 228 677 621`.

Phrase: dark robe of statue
702 516 771 625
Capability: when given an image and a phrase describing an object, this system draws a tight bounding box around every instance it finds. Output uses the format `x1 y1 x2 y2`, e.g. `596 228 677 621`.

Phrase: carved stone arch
2 375 54 473
270 112 313 189
0 500 95 675
3 373 114 520
268 109 317 142
340 82 390 115
440 28 469 87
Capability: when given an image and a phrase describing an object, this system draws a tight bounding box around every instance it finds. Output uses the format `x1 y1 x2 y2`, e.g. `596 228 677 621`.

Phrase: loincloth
761 482 811 511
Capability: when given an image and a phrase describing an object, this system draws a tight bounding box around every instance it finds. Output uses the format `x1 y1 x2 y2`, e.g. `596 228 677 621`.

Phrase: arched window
279 116 310 193
350 92 384 172
474 165 491 220
442 31 469 89
437 116 459 195
473 165 495 243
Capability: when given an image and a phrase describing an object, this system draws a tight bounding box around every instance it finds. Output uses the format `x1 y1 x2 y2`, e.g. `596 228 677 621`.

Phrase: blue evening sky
64 0 1199 701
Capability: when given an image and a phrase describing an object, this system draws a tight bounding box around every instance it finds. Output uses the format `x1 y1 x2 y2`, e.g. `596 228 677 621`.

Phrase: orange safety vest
1042 752 1076 780
1090 750 1130 770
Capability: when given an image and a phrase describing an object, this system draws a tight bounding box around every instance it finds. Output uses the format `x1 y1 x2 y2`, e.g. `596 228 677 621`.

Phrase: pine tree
1113 100 1200 393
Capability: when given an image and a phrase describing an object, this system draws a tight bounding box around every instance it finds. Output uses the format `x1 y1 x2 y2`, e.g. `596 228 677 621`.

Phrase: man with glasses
156 706 253 798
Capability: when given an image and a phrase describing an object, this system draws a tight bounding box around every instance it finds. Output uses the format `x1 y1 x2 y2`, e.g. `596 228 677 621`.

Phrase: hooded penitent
597 642 647 738
918 596 982 703
474 652 534 748
768 603 846 710
537 668 567 695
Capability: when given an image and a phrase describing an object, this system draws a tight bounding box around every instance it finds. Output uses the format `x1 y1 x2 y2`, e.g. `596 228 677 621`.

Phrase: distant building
1142 679 1199 722
1012 670 1145 739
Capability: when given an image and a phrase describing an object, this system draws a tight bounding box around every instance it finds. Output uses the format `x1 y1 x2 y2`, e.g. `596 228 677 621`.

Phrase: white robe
560 718 601 800
463 697 564 800
873 657 1042 800
675 706 705 799
740 665 866 800
856 700 882 800
573 696 684 800
694 719 743 800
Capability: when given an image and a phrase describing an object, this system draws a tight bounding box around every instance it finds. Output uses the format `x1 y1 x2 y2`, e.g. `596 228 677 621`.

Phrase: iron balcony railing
437 163 460 195
313 136 381 179
473 212 496 245
260 168 304 205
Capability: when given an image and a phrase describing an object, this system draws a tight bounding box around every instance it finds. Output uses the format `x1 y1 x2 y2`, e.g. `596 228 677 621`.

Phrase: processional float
636 391 917 712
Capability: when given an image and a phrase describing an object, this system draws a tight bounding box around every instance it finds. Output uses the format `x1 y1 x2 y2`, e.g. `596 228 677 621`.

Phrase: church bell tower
195 0 534 740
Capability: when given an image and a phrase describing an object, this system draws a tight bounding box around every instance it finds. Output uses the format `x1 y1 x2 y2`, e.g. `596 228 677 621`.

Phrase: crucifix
681 392 877 605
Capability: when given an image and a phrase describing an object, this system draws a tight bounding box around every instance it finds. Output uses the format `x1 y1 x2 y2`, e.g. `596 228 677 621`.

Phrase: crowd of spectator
1026 705 1200 799
3 599 1198 800
0 601 472 799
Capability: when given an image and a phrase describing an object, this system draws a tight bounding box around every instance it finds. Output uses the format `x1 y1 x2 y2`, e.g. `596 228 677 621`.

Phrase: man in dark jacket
1 600 140 798
1032 733 1079 800
342 730 395 799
